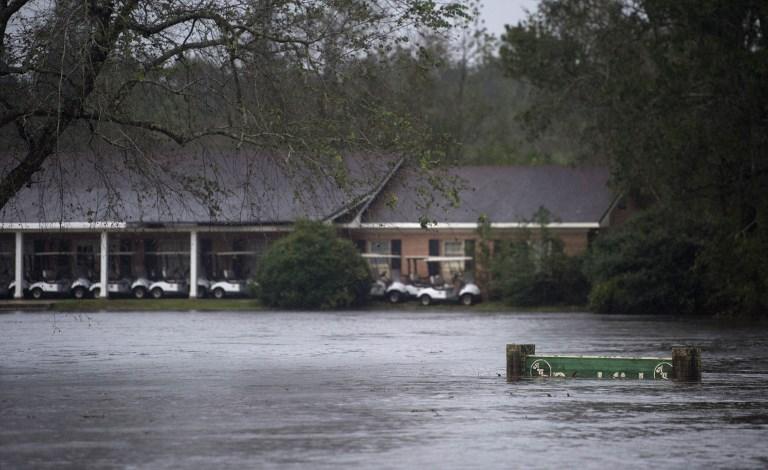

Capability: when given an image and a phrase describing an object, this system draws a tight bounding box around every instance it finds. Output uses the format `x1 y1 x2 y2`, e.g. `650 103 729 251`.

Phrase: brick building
0 151 620 298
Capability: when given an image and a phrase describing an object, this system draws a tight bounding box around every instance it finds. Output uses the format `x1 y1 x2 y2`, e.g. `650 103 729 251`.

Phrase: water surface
1 311 767 469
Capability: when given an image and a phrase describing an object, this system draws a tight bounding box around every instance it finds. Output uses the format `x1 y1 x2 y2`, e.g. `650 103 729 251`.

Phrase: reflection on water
1 311 767 469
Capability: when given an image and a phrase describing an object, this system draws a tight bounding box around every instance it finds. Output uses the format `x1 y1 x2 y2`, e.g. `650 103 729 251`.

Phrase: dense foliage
502 0 768 317
256 221 372 309
489 209 590 306
0 0 468 211
584 211 705 315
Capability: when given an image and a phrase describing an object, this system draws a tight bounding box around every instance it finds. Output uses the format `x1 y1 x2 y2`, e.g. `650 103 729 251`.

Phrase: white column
14 232 23 299
189 230 198 298
100 232 108 298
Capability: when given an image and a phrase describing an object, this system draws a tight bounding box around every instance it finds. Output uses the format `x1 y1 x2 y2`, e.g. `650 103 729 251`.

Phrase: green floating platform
506 344 701 382
524 355 673 380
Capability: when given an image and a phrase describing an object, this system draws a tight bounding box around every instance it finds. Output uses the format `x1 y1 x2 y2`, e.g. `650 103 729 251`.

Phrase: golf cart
7 279 28 298
205 249 260 299
89 248 135 298
143 249 210 298
130 277 152 298
385 256 481 306
70 276 93 299
148 270 212 299
210 269 252 299
148 267 189 298
361 253 405 299
28 270 73 299
89 278 133 298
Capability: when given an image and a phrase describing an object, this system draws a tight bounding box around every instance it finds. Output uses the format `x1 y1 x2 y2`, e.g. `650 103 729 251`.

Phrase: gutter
343 222 601 230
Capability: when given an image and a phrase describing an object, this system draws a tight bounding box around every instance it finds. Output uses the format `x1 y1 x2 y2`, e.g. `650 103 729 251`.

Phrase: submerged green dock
506 344 701 382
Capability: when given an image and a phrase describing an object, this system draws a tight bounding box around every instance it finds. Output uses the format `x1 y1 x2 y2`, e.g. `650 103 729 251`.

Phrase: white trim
0 222 127 231
530 354 673 361
0 223 291 233
347 222 600 230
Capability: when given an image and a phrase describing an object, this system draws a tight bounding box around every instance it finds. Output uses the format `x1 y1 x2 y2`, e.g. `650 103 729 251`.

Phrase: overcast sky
479 0 540 37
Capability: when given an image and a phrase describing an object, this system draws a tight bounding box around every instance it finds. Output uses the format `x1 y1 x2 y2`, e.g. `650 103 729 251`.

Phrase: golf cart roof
361 253 402 259
404 256 473 262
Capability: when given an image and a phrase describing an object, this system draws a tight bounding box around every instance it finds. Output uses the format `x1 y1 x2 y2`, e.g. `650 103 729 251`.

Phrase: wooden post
672 347 701 382
506 344 535 382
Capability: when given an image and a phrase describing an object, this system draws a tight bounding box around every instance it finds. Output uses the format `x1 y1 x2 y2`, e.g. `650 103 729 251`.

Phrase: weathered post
506 344 535 382
672 347 701 382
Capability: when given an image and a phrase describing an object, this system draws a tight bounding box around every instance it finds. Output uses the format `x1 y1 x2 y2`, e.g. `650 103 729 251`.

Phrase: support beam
14 232 23 299
100 232 108 298
189 230 198 298
506 344 535 382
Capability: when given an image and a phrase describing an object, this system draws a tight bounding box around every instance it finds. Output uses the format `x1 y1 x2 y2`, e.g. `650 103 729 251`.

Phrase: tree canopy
0 0 467 212
501 0 768 316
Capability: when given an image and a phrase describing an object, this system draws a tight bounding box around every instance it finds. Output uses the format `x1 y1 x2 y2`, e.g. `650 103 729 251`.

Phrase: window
367 240 393 280
464 240 475 275
428 239 440 276
442 240 465 280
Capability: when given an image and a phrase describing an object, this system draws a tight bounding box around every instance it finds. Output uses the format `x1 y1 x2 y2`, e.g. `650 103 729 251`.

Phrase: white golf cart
142 249 210 298
206 250 259 299
7 279 28 298
89 278 133 298
147 264 190 298
385 256 481 306
148 271 212 299
27 270 74 299
70 277 93 299
88 248 136 298
361 253 405 299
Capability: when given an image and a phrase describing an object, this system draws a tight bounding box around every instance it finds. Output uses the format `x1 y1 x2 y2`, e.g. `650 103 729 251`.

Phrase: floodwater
1 311 767 469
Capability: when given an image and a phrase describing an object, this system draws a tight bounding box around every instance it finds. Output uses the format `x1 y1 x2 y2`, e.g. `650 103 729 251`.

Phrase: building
0 150 622 299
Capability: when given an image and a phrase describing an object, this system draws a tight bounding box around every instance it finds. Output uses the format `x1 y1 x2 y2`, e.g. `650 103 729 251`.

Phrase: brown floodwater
1 310 767 469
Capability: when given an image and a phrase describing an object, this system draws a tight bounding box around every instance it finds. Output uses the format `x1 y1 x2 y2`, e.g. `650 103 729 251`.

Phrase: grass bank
51 298 266 312
6 298 586 313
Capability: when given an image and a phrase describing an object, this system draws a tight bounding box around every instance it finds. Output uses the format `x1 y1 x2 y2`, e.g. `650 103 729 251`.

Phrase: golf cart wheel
460 293 474 306
133 287 146 299
92 288 101 299
73 286 86 299
213 287 225 299
387 290 401 304
419 294 432 306
31 287 43 300
151 287 164 299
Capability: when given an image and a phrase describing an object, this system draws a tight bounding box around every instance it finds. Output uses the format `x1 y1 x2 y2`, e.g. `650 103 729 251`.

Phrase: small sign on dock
506 344 701 382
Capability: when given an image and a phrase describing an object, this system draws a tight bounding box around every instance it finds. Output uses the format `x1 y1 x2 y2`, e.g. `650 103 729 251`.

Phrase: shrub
256 220 372 309
491 208 590 306
584 210 705 315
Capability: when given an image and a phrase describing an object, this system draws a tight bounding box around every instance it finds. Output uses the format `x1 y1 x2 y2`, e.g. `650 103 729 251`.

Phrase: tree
0 0 467 212
501 0 768 316
256 219 371 309
490 207 589 306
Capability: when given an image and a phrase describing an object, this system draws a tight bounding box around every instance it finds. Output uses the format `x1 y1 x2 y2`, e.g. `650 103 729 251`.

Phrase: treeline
494 0 768 318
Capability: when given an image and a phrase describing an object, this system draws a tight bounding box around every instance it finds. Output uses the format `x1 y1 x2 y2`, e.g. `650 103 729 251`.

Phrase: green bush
490 208 590 306
256 220 372 309
584 210 705 315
